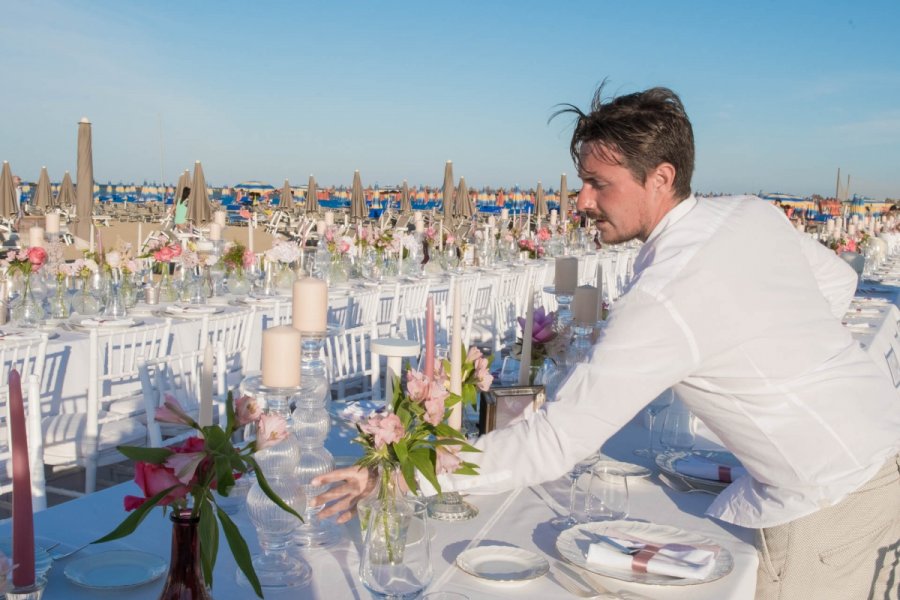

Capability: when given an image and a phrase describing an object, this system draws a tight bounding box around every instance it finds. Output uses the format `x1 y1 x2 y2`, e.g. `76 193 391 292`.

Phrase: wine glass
660 402 696 452
550 451 601 530
633 389 675 458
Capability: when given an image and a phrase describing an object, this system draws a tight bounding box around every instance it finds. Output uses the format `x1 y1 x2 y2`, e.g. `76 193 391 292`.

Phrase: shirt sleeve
429 288 699 496
797 234 858 318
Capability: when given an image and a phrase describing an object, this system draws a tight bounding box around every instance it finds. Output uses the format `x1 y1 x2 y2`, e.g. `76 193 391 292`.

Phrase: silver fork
658 472 717 495
552 562 608 598
49 541 92 561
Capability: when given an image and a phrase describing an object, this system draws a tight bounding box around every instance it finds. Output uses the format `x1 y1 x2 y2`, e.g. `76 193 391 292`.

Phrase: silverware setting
579 529 703 568
48 541 92 561
551 559 653 599
657 472 717 496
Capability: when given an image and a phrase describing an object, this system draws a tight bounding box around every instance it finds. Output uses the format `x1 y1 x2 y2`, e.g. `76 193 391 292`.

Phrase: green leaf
409 449 440 494
433 423 463 439
203 426 228 452
400 460 418 495
199 500 219 588
225 391 236 436
116 446 173 465
246 456 303 521
214 456 236 498
92 486 179 544
463 383 477 407
393 438 409 465
216 506 263 599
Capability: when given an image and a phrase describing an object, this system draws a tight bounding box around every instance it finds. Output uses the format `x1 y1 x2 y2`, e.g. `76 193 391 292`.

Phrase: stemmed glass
633 389 675 458
550 451 602 530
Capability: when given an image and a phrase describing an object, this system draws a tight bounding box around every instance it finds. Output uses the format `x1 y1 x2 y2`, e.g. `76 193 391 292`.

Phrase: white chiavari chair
139 342 226 448
43 320 172 495
1 333 48 511
397 279 432 343
200 307 255 389
324 323 379 404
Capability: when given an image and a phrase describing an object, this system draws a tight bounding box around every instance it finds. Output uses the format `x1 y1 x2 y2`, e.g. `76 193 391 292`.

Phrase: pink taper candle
9 369 35 587
424 297 435 380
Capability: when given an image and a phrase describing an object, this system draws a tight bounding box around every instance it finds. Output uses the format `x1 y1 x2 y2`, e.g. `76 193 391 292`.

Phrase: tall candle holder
292 334 342 547
545 285 574 328
238 375 312 590
566 323 594 366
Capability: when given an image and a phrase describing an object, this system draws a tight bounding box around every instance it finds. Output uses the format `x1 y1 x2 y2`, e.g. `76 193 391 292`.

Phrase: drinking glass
551 451 601 530
660 401 696 452
633 389 675 458
585 461 630 521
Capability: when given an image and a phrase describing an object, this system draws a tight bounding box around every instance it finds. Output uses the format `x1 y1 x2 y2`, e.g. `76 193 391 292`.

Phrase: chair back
324 323 379 403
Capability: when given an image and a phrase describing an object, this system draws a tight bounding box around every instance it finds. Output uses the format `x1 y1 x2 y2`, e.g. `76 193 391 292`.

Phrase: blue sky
2 0 898 199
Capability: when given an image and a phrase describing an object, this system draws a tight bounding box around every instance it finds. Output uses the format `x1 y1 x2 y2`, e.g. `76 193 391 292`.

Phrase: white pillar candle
324 211 334 226
518 289 534 386
316 220 326 235
44 212 60 235
501 208 509 220
29 227 44 249
214 210 227 228
199 343 214 428
343 214 348 227
438 221 444 250
261 325 302 388
415 220 424 233
449 283 463 429
292 277 328 334
89 223 95 253
550 210 558 227
137 222 143 252
209 223 221 241
248 219 254 252
488 215 496 228
555 256 578 294
573 285 600 325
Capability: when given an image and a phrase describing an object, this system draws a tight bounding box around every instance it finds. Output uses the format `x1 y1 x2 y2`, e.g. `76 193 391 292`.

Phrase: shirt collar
643 194 698 246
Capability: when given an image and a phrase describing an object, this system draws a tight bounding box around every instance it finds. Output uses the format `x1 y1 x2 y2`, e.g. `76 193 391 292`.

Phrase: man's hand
310 466 376 524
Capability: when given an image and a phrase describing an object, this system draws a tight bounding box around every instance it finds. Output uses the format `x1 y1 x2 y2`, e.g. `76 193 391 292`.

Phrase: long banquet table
0 417 758 600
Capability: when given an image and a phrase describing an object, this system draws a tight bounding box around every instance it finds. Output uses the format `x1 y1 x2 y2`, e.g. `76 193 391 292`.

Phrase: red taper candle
424 297 435 380
9 369 35 587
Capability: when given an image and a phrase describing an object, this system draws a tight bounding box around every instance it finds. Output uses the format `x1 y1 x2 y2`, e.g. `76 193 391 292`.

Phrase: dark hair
553 81 695 200
181 186 191 201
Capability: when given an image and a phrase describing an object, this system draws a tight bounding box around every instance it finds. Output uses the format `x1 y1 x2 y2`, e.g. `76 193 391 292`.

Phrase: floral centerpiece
517 237 545 259
513 306 561 371
826 236 858 254
96 392 299 599
222 241 254 275
1 246 47 288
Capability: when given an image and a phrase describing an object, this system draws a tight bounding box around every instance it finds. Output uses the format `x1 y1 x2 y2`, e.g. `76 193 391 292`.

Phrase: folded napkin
166 304 218 314
674 455 747 483
586 532 719 580
80 318 135 328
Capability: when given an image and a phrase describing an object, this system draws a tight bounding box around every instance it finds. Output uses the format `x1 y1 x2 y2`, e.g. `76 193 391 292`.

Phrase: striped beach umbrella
57 171 76 207
350 170 366 220
74 118 93 240
32 166 52 211
188 161 212 224
306 175 319 213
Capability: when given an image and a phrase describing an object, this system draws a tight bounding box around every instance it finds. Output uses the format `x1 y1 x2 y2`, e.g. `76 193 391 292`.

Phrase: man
313 84 900 599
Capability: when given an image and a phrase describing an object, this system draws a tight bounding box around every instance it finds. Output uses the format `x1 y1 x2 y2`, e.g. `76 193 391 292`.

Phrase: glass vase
158 269 179 302
227 268 251 295
48 277 70 320
359 468 432 599
11 273 45 327
158 510 211 600
71 277 100 316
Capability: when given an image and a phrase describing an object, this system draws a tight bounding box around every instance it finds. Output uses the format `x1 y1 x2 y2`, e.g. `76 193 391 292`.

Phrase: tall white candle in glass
555 256 578 294
28 227 44 248
45 212 60 234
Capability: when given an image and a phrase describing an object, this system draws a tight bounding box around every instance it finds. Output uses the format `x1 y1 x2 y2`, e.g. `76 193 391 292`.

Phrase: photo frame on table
479 385 546 435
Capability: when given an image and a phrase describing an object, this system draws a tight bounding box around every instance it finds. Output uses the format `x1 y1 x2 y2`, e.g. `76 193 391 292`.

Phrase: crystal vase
71 277 100 316
11 273 45 327
227 268 251 295
158 269 179 302
48 277 69 319
158 510 211 600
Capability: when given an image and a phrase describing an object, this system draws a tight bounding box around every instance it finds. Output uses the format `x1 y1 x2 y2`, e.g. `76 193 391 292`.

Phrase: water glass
586 461 630 521
660 402 696 451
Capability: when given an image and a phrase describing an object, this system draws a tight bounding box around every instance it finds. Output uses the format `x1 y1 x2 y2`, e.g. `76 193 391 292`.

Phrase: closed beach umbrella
560 173 569 221
56 171 76 208
400 179 411 214
32 166 52 211
306 175 319 213
74 117 93 240
535 181 548 219
280 179 294 210
0 161 16 218
441 160 454 219
175 170 191 204
188 161 212 224
455 176 473 218
350 170 366 220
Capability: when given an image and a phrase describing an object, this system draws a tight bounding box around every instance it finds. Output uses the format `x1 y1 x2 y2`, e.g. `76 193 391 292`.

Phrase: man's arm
797 234 858 318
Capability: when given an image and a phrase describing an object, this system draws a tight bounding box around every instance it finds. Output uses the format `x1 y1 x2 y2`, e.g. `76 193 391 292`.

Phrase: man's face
575 143 673 244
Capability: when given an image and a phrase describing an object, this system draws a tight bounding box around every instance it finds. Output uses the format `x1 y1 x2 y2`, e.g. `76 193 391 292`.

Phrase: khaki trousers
755 455 900 600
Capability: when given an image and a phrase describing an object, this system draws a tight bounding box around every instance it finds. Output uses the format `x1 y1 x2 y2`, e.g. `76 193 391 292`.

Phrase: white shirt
441 195 900 528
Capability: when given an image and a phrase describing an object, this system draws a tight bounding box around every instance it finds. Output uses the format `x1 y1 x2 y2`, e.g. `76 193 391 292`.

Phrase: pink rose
255 414 288 451
235 395 262 426
361 413 405 449
155 394 195 426
170 244 183 258
124 462 189 511
537 227 551 242
26 246 47 269
242 249 255 269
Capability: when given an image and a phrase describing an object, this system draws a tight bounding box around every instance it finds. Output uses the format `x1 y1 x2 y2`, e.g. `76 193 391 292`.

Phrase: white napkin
586 533 718 580
166 304 218 314
79 318 135 328
674 456 747 483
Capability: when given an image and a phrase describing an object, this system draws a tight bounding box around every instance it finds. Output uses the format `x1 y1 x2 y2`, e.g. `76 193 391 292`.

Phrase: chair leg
84 457 97 494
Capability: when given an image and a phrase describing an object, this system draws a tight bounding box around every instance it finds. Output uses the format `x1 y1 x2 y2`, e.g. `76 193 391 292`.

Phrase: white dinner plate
595 456 652 480
68 318 144 331
0 539 52 579
64 550 167 590
162 304 224 317
557 520 734 586
232 295 289 306
456 545 549 583
655 450 742 492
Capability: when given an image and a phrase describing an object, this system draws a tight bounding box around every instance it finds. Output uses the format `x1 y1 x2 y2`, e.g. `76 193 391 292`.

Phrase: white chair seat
104 394 147 418
42 413 147 464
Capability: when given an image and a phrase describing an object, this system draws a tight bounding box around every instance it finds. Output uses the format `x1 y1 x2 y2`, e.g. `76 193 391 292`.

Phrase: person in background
174 186 189 231
312 82 899 600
